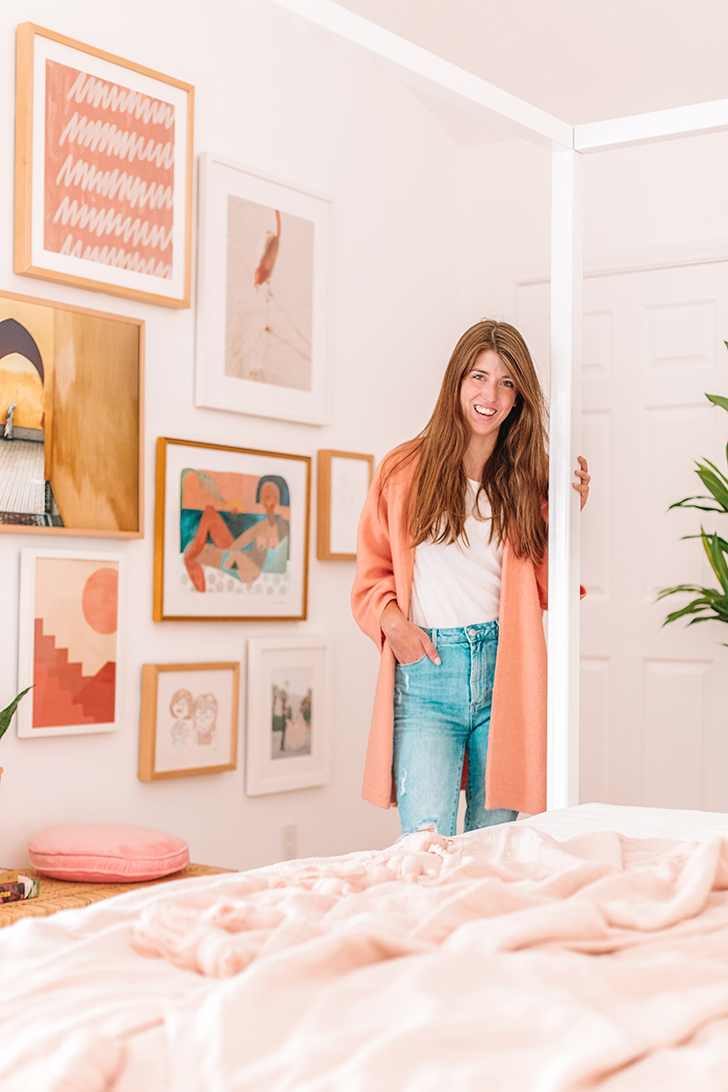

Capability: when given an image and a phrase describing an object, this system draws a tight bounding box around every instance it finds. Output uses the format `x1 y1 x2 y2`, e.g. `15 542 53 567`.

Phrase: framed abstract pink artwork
15 23 194 308
17 548 124 737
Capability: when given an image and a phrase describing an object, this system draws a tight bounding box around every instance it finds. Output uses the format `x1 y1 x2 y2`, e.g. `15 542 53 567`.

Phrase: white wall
460 129 728 324
0 0 464 869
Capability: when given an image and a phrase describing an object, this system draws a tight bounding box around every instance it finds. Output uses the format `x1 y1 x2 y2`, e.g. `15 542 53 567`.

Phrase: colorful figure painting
180 468 291 595
155 439 311 621
16 550 123 737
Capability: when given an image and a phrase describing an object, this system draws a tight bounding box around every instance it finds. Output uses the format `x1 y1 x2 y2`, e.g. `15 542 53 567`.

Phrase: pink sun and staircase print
32 558 118 730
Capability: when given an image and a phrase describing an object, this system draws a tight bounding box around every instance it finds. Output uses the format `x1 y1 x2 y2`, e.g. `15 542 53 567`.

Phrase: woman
352 320 589 836
183 477 290 590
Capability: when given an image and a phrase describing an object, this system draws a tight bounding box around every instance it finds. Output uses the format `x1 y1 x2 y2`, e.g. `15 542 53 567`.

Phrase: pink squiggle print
59 113 174 168
66 72 175 128
59 235 172 277
55 156 173 211
53 197 173 250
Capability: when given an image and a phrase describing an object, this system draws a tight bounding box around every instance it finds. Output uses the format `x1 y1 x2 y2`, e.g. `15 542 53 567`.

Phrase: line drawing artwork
225 196 313 392
168 688 217 747
179 467 291 598
44 61 175 279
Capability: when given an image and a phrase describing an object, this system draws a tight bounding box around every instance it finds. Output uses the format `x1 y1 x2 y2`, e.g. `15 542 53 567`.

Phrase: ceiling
330 0 728 145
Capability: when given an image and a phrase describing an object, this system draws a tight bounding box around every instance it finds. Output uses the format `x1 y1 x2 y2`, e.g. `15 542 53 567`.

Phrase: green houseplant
657 376 728 637
0 687 33 751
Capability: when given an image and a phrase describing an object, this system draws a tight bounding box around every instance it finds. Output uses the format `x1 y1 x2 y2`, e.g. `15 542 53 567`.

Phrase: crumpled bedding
5 823 728 1090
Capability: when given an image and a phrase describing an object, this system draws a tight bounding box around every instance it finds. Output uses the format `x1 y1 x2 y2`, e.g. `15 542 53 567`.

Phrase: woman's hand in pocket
380 601 441 665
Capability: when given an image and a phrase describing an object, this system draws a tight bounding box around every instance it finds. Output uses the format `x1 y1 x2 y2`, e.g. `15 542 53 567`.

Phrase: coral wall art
17 548 123 736
15 23 193 307
154 438 310 621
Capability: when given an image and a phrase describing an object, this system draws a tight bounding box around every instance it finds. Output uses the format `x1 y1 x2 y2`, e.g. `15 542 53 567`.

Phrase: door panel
518 263 728 811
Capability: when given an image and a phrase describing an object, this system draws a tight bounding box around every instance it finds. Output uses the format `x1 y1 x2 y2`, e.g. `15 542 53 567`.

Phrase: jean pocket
396 652 428 667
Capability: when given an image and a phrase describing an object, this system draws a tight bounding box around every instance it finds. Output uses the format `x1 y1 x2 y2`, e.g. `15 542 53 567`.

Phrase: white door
518 263 728 812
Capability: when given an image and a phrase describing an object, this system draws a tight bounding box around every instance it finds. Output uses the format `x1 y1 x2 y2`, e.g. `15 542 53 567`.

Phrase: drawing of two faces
169 689 217 746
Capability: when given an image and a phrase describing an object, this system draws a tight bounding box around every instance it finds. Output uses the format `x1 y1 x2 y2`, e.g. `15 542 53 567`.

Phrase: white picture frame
17 548 124 737
246 635 332 795
195 152 331 424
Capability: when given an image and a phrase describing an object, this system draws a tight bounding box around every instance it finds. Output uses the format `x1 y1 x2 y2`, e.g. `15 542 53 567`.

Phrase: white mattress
521 801 728 842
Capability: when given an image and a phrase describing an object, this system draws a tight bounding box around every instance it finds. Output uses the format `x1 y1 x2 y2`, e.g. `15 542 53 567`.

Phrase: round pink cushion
28 824 189 882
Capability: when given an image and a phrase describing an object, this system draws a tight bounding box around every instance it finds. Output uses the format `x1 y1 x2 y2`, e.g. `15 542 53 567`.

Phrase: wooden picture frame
139 662 239 780
316 450 373 560
0 288 143 537
195 153 331 423
17 548 124 737
154 437 311 621
15 22 194 308
246 635 332 795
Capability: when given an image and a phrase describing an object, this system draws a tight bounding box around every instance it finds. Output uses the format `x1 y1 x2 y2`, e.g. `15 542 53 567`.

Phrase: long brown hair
382 320 548 562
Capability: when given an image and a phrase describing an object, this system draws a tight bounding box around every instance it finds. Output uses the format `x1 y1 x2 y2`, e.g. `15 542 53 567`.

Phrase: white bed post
547 146 583 810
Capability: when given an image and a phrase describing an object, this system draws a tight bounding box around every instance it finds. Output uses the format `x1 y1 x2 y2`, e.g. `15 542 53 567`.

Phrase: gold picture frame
15 22 194 308
0 288 144 537
139 662 239 780
154 437 311 621
316 450 373 560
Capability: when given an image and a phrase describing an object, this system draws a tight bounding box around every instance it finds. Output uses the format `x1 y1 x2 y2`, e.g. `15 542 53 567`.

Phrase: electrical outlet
281 823 298 861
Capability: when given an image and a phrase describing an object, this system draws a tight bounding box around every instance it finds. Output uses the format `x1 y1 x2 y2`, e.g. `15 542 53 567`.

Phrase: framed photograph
154 437 311 621
246 636 332 795
138 662 239 780
316 450 373 560
17 548 123 737
195 153 331 424
0 289 143 537
15 22 194 308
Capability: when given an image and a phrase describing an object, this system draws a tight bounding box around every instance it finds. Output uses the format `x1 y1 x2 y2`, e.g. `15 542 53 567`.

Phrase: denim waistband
420 620 499 645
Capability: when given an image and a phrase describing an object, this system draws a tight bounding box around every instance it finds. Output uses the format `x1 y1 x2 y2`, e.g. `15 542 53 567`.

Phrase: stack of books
0 868 40 904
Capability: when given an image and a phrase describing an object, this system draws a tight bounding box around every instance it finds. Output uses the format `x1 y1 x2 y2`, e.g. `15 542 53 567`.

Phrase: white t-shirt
409 479 502 628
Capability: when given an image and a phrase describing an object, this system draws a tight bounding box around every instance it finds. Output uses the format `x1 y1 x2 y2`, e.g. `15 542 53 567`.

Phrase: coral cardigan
351 453 549 816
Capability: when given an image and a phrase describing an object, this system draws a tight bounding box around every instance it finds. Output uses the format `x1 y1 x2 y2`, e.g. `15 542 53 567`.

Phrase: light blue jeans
392 621 518 836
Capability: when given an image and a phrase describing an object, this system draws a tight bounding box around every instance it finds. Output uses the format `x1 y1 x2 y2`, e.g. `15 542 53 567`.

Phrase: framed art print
0 289 143 537
154 437 311 621
195 153 331 424
138 662 239 780
246 635 332 795
15 23 194 307
316 449 374 560
17 548 123 737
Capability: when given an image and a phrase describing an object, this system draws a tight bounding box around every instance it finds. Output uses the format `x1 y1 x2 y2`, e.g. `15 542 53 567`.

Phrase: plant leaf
708 531 728 595
668 497 725 513
0 686 33 742
695 466 728 512
706 392 728 414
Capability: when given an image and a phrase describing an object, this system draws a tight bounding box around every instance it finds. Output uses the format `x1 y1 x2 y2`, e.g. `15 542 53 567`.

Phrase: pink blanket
129 825 728 1090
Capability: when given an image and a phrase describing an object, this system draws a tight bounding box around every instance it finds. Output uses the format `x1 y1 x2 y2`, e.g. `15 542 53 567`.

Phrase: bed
4 803 728 1091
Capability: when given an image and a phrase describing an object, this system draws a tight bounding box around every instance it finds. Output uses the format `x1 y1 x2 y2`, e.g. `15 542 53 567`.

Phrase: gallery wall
0 0 464 868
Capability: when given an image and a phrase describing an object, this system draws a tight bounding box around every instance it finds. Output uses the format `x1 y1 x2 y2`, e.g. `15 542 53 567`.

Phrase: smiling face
459 349 518 448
